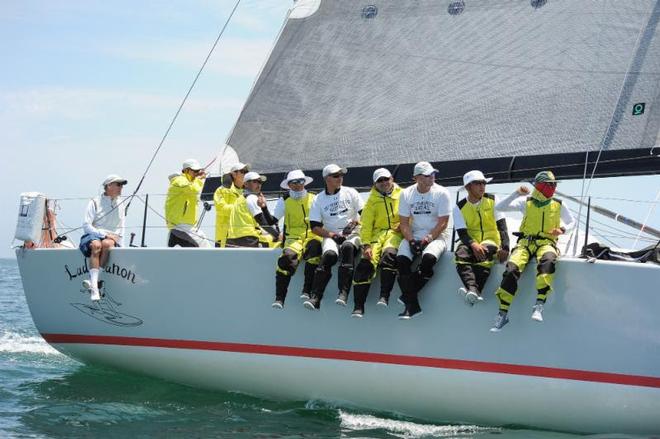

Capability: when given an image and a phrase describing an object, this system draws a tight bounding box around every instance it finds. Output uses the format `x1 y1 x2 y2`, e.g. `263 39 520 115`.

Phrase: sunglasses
329 173 344 178
376 177 391 183
471 181 487 186
248 180 263 185
289 178 306 185
234 169 248 174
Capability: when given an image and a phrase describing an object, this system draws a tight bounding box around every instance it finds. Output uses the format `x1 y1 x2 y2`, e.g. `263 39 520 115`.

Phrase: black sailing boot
304 266 332 310
378 269 396 306
352 283 370 318
301 263 317 300
336 264 353 306
273 272 290 309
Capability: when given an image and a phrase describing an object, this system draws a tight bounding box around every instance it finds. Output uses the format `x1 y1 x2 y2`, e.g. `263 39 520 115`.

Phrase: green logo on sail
632 103 645 116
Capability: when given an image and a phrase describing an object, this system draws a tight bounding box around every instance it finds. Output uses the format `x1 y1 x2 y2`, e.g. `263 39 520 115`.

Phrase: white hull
16 247 660 434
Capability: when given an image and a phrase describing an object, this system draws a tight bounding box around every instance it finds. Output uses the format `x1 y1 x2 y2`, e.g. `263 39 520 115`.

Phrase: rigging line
632 187 660 249
572 2 660 255
124 0 244 214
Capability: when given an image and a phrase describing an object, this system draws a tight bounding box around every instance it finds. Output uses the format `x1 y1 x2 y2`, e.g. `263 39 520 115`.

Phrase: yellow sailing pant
495 238 559 312
275 236 322 276
354 229 402 285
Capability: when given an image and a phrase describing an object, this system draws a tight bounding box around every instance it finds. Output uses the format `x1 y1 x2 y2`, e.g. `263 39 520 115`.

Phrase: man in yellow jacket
453 170 509 305
272 170 322 309
164 159 208 247
490 170 575 332
351 168 402 317
213 162 248 247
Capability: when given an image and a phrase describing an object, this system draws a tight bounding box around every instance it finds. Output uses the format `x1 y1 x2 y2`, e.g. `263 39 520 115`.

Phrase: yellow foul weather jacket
456 193 500 246
360 184 401 245
283 192 316 241
164 174 205 229
519 197 562 243
213 183 242 245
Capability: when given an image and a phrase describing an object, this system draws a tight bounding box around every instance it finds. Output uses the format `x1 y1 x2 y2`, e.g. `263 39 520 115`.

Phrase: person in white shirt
79 174 127 301
304 164 365 311
396 161 452 319
489 170 576 332
242 171 279 246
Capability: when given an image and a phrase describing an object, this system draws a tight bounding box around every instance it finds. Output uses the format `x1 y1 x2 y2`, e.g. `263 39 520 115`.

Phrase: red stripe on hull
42 333 660 388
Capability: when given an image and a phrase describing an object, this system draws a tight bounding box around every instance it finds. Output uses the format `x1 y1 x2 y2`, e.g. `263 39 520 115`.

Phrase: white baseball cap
280 169 313 189
372 168 392 182
102 174 127 187
463 170 493 186
244 171 267 183
413 161 438 177
229 162 250 172
182 158 202 171
322 164 348 178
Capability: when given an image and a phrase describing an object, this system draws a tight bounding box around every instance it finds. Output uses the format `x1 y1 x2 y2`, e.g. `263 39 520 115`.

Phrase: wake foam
339 410 499 438
0 331 61 355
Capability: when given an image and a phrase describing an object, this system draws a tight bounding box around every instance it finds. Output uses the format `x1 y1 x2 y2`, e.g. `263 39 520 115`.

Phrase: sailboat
14 0 660 435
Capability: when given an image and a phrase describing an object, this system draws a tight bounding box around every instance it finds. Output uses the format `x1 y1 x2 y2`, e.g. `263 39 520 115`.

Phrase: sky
1 0 658 258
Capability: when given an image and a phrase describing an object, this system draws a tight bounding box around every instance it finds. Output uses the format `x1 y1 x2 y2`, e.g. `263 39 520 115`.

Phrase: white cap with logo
102 174 128 187
413 161 438 177
229 162 250 172
182 159 202 171
372 168 392 182
322 163 348 178
462 170 493 186
244 171 267 183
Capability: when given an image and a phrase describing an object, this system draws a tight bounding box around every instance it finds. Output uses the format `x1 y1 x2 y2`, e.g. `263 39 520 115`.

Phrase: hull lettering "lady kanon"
65 261 137 284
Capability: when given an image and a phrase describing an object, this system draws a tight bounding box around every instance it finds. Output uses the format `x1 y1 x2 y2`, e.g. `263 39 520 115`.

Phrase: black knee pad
354 259 375 283
419 254 437 278
321 250 338 268
537 252 557 274
503 262 521 279
454 244 471 261
277 249 299 273
396 255 413 275
340 241 356 265
303 239 322 260
380 248 398 271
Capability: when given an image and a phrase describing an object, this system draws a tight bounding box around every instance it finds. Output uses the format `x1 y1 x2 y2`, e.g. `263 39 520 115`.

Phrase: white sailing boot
531 303 544 322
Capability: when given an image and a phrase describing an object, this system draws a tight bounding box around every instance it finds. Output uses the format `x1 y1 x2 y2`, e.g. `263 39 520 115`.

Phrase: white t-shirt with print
309 186 364 234
398 183 452 240
245 193 262 217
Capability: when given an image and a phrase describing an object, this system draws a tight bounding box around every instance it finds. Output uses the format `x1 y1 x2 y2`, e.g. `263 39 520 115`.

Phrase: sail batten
226 0 660 181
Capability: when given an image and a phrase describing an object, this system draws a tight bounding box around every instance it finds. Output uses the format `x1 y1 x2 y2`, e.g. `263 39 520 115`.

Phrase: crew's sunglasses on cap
289 178 306 185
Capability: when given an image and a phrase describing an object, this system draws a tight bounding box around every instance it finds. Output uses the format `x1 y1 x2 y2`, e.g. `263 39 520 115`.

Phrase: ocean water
0 258 647 439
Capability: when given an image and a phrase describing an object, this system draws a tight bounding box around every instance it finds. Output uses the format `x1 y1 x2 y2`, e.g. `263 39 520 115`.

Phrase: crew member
79 174 127 301
272 170 322 308
490 170 575 332
351 168 402 317
165 159 208 247
224 170 274 247
213 162 248 247
397 161 452 319
303 164 364 311
453 170 509 305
